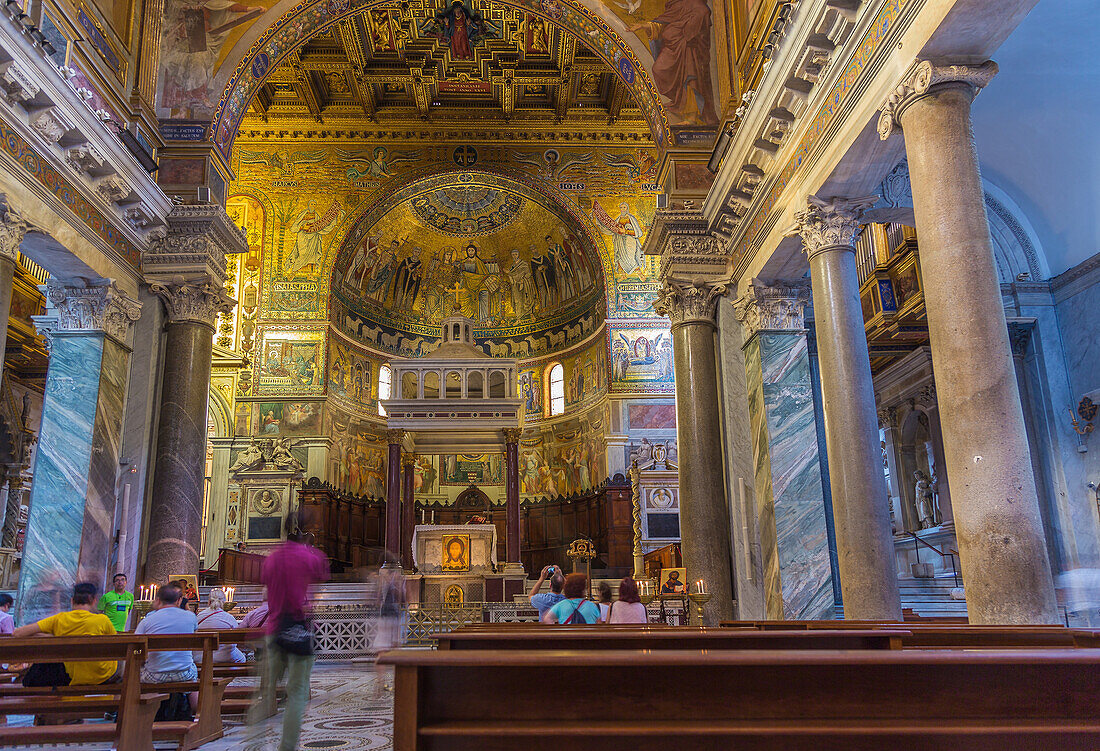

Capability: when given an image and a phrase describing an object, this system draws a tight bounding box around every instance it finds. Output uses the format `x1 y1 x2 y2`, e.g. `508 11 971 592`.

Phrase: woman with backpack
544 573 603 624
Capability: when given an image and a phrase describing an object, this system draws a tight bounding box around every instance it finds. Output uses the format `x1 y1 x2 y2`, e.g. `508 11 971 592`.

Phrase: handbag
273 615 314 656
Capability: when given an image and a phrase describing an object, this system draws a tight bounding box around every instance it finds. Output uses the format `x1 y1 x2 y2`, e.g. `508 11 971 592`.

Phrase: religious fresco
608 321 674 393
157 0 276 120
520 403 608 498
413 455 440 495
327 335 382 414
254 328 326 396
254 401 323 436
328 410 388 497
440 454 505 486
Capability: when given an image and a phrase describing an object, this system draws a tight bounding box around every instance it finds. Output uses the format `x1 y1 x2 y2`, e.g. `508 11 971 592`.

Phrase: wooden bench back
436 628 908 651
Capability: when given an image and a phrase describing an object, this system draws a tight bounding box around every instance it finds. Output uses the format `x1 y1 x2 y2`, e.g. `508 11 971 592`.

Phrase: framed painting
441 534 470 572
658 567 688 595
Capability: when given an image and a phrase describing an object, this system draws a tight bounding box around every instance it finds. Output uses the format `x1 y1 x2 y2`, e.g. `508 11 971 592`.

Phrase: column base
500 562 526 577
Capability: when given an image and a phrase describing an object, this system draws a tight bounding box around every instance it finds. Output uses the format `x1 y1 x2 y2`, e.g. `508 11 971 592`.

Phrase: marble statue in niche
229 438 264 473
914 470 937 529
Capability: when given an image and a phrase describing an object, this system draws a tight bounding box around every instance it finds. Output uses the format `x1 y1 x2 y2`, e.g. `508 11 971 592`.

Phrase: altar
410 523 524 605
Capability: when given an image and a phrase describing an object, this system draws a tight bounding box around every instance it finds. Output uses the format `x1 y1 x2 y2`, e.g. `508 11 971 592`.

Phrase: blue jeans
249 636 314 751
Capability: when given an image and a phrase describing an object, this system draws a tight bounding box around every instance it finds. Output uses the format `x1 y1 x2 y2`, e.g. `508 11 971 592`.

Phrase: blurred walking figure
369 560 406 698
248 513 330 751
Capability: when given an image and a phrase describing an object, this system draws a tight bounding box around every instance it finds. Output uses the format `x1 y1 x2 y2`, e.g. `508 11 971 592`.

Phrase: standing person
596 581 613 623
97 574 135 632
0 593 13 635
194 588 245 664
14 583 117 686
608 577 648 624
544 573 601 625
528 565 565 620
248 513 330 751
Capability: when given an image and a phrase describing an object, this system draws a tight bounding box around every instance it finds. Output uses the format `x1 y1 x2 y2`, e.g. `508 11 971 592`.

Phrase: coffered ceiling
239 3 652 143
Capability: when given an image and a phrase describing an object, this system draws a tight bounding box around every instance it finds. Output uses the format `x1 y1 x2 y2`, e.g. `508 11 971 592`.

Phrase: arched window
378 364 392 416
547 363 565 416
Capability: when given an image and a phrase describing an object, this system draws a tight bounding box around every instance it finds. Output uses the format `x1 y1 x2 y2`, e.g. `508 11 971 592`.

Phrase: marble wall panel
746 332 835 620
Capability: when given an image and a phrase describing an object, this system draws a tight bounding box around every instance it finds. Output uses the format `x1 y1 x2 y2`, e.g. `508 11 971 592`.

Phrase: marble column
16 279 141 625
143 206 245 584
0 206 28 383
793 197 901 620
734 280 835 619
385 429 403 563
880 61 1058 623
401 453 415 570
654 279 735 624
503 428 522 569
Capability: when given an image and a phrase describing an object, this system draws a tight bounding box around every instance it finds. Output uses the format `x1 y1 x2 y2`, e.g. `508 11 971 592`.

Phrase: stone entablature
0 12 172 240
732 279 811 338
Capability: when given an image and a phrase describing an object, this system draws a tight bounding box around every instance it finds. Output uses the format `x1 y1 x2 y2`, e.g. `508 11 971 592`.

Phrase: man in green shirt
97 573 134 632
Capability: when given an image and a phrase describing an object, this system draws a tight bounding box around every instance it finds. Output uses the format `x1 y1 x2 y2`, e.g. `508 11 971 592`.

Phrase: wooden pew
380 648 1100 750
0 633 230 750
0 635 166 751
437 627 909 651
717 620 1079 649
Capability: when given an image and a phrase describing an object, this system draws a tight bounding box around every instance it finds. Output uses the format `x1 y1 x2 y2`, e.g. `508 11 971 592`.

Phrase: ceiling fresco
329 170 606 345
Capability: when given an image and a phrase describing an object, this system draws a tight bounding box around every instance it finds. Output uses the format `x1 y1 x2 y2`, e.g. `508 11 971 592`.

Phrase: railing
906 532 960 588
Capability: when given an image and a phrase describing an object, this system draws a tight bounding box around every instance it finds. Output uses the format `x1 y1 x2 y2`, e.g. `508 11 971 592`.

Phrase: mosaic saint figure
505 248 537 318
286 200 340 274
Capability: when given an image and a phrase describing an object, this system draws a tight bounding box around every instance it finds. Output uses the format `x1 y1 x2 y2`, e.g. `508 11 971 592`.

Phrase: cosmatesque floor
4 664 395 751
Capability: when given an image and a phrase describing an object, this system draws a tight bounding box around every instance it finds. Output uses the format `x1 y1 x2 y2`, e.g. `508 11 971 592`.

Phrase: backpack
155 692 193 722
563 599 592 625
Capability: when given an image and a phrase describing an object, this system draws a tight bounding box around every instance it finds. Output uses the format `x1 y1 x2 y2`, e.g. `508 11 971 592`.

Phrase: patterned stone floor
3 664 395 751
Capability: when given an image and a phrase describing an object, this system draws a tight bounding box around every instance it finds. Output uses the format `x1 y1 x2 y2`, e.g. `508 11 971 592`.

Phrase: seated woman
193 588 246 664
607 577 648 624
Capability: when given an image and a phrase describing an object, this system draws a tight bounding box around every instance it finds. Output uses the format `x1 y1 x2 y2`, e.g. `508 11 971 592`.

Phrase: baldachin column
401 453 415 570
880 60 1057 623
143 206 245 584
654 279 735 624
503 427 523 573
385 429 404 564
793 196 901 620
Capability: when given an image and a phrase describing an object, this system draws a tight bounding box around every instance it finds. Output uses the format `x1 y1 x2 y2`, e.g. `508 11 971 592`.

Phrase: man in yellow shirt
14 583 118 685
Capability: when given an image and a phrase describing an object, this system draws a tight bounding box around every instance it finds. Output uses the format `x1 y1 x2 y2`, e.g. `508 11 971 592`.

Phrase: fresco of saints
628 0 718 126
286 200 341 275
159 0 267 118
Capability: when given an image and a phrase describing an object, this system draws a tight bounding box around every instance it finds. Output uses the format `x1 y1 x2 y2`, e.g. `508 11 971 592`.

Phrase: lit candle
695 579 706 595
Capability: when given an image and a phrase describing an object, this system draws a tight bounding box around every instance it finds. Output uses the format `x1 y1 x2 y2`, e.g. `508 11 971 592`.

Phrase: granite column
654 279 735 624
880 60 1057 623
401 453 415 570
1 472 23 549
385 429 404 564
503 428 522 570
143 206 245 584
16 279 141 624
793 196 901 620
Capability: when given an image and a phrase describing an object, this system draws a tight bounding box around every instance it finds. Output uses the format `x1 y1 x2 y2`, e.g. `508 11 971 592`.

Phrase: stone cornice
791 195 876 258
33 278 142 344
642 209 730 282
653 278 729 328
878 59 998 139
144 205 249 288
0 19 172 242
732 279 812 338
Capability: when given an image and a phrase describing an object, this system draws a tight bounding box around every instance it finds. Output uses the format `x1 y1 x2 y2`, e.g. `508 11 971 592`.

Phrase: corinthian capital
878 59 998 139
149 279 235 327
790 195 876 258
36 278 142 343
732 279 811 338
654 278 728 327
0 204 30 262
